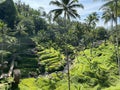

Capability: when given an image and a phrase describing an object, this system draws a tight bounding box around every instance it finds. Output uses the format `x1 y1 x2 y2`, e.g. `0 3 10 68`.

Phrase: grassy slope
18 43 120 90
70 43 118 90
16 55 38 77
37 45 65 73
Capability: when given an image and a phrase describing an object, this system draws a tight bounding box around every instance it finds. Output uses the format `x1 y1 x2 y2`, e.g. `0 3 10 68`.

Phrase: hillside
0 0 120 90
17 43 120 90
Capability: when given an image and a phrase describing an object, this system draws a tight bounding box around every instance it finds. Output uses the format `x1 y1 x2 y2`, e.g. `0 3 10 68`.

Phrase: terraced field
37 46 66 73
16 55 38 77
16 45 66 77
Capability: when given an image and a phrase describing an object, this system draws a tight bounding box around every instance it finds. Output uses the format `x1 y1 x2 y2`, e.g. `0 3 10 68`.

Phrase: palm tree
49 0 83 90
85 12 99 28
101 5 115 30
93 0 120 28
49 0 83 21
100 4 116 46
94 0 120 76
85 12 99 56
114 0 120 77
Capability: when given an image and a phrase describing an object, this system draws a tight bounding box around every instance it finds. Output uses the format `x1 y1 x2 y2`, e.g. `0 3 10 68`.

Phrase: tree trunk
115 0 120 76
13 69 21 84
8 59 15 77
64 11 71 90
90 31 93 57
66 51 70 90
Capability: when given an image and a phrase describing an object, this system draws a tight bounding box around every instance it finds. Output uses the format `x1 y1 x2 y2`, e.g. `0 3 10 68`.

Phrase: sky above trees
13 0 108 27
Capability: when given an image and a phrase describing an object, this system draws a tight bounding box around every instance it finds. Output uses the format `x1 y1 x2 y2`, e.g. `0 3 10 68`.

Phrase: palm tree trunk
89 30 93 57
1 34 4 74
1 28 5 74
90 38 93 57
1 35 4 63
66 51 70 90
111 18 113 30
64 12 70 90
115 0 120 77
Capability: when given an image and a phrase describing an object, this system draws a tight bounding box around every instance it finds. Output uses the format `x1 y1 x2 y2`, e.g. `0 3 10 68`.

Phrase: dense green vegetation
18 43 119 90
0 0 120 90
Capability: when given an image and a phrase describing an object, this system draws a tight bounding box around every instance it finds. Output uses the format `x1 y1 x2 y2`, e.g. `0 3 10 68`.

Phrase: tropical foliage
0 0 120 90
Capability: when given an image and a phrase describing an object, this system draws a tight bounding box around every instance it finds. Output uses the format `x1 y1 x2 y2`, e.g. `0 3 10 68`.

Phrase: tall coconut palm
93 0 120 25
85 12 99 56
114 0 120 77
101 4 115 30
85 12 99 28
99 0 119 27
49 0 84 21
49 0 83 90
104 0 120 76
95 0 120 76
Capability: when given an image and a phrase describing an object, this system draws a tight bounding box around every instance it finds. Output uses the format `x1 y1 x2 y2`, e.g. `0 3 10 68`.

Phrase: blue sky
13 0 109 27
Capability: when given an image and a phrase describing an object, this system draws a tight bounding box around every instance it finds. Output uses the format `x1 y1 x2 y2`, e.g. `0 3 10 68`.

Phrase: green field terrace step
39 57 59 64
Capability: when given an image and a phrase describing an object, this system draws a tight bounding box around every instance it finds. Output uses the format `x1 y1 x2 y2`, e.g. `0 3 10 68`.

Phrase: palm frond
52 9 63 21
62 0 70 5
74 13 80 18
69 4 84 9
70 9 80 18
66 13 70 20
49 0 62 7
67 11 76 19
99 1 113 10
49 9 62 13
102 10 115 24
68 0 80 6
68 1 75 6
102 14 111 24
